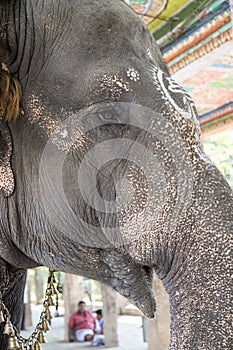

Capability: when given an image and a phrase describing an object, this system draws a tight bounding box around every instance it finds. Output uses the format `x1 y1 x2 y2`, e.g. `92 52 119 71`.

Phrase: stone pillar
34 267 44 304
101 284 119 347
116 293 129 314
21 274 32 330
25 279 32 328
63 274 84 341
147 274 170 350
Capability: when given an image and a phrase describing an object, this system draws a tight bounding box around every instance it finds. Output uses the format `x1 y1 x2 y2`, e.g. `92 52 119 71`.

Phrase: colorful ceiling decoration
125 0 233 138
126 0 232 72
124 0 168 25
163 3 232 74
154 0 228 46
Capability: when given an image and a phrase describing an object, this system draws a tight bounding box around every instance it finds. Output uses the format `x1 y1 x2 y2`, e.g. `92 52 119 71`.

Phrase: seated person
68 301 96 342
95 309 104 334
92 309 105 347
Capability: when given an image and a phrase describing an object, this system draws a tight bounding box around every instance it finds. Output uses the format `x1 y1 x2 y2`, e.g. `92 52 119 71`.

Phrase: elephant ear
0 121 14 197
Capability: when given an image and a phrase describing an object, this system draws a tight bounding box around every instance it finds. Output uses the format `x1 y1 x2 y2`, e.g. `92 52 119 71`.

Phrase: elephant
0 0 232 349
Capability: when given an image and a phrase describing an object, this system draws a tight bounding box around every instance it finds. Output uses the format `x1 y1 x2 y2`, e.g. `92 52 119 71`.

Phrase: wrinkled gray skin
0 1 232 349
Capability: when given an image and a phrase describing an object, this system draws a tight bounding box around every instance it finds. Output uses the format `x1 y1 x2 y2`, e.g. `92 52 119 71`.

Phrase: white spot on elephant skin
94 74 130 100
127 68 140 82
147 48 153 60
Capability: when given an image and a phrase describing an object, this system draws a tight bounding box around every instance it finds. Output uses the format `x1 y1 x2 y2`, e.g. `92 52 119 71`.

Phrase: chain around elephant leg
0 257 27 350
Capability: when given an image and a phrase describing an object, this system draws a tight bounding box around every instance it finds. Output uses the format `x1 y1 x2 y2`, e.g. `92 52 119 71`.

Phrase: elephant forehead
33 0 150 70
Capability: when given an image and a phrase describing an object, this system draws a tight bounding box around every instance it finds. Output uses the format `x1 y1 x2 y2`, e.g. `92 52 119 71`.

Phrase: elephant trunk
163 163 232 349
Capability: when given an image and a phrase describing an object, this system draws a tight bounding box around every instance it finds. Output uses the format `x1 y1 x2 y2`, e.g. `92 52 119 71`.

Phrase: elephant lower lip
132 295 156 319
116 283 155 318
104 251 156 318
111 280 156 318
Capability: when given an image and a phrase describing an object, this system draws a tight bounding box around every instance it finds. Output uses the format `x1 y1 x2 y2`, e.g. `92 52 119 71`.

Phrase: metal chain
0 269 58 350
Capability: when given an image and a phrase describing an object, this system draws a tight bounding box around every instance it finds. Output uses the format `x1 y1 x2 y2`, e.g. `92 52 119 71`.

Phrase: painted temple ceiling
123 0 233 145
173 41 233 115
126 0 232 116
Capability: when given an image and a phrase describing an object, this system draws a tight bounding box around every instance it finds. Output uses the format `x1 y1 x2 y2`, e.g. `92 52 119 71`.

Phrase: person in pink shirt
68 301 96 342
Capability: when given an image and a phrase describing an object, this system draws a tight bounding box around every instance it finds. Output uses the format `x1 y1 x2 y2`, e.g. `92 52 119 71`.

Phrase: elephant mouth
53 247 156 318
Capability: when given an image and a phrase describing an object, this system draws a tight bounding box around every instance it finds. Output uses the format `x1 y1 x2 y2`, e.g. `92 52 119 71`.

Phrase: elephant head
0 1 232 349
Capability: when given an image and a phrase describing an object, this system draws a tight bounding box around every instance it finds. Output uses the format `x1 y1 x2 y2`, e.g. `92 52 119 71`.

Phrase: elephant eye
96 104 119 122
98 111 112 120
